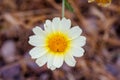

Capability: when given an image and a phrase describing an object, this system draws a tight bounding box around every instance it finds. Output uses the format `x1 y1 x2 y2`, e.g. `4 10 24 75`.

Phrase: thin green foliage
64 0 74 12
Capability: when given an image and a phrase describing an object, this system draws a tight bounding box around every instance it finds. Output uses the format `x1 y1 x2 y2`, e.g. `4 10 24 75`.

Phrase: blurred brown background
0 0 120 80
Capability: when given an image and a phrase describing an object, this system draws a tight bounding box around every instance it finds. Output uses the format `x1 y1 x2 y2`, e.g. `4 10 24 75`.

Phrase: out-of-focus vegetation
0 0 120 80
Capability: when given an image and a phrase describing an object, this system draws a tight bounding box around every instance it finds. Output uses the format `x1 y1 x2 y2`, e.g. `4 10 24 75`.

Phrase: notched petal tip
65 54 76 67
32 26 40 32
29 49 36 59
68 26 83 40
34 26 40 29
35 56 47 67
49 66 56 70
81 36 86 40
45 20 51 24
53 56 64 68
81 36 86 45
68 61 76 67
32 26 46 36
33 26 38 29
74 26 82 31
80 36 86 43
71 47 85 57
61 17 70 22
28 36 34 45
28 34 46 47
59 17 71 31
29 47 47 59
52 17 60 21
28 40 32 46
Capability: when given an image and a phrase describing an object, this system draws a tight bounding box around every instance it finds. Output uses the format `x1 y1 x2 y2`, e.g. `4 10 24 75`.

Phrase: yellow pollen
96 0 111 6
88 0 111 7
47 34 68 53
95 0 111 3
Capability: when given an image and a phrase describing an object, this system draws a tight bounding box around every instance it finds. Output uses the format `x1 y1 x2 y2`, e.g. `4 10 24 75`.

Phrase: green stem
62 0 65 18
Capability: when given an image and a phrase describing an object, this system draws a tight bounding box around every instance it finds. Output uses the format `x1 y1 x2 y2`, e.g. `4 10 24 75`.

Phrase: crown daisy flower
28 17 86 70
88 0 111 7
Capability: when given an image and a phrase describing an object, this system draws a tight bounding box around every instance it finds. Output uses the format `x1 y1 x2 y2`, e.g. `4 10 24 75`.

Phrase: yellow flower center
95 0 111 3
47 33 69 53
88 0 111 7
96 0 111 6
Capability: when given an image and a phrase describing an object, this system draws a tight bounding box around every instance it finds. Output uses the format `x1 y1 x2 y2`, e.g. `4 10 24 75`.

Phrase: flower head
88 0 111 7
28 17 86 70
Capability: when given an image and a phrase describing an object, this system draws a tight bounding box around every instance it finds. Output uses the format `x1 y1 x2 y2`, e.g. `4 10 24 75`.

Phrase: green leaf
64 0 74 12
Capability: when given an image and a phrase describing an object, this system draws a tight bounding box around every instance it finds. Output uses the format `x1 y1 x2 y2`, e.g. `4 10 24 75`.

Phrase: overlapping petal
52 17 60 32
70 47 84 57
44 20 52 33
59 18 71 32
65 53 76 67
36 55 47 67
53 55 64 68
29 47 47 59
47 53 54 69
68 26 82 40
28 35 45 46
72 36 86 47
32 26 46 36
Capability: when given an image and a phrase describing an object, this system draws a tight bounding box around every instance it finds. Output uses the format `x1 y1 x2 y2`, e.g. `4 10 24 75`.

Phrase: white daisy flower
28 17 86 70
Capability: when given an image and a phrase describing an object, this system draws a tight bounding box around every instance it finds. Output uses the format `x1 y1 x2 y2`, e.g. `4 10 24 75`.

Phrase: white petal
52 17 60 31
59 18 71 31
68 26 82 40
35 55 47 67
49 65 56 70
65 53 76 67
29 47 47 59
72 36 86 47
45 20 52 27
28 35 45 46
71 47 84 57
47 54 54 68
32 26 45 36
44 20 52 33
53 55 64 68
